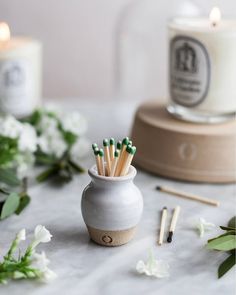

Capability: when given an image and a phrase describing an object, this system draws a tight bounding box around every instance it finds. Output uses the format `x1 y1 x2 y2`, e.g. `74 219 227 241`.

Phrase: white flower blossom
0 115 23 138
136 250 169 278
196 218 215 238
40 267 57 283
31 225 52 248
70 137 90 163
38 115 58 136
18 123 37 153
16 229 26 242
15 151 35 179
61 111 87 136
31 251 57 283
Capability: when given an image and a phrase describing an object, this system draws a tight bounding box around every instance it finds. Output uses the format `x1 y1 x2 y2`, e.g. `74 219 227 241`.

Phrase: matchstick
119 146 136 176
156 186 219 207
109 138 115 162
110 150 119 177
94 147 102 175
103 139 111 176
167 206 180 243
114 137 130 176
158 207 167 245
116 140 122 151
98 149 105 176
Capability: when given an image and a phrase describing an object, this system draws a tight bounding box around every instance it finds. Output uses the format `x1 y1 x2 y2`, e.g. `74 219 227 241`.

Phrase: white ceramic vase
81 165 143 246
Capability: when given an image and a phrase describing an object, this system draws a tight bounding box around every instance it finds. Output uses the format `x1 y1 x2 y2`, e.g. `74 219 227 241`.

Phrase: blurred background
0 0 235 101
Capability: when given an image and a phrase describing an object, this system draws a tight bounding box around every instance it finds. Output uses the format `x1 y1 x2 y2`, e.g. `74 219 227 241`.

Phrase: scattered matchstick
110 150 119 177
98 149 105 176
109 138 115 162
167 206 180 243
158 207 167 245
156 186 219 207
103 139 111 176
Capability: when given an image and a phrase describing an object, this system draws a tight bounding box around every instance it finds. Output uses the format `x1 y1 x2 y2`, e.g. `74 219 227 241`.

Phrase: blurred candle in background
167 7 236 123
0 22 42 118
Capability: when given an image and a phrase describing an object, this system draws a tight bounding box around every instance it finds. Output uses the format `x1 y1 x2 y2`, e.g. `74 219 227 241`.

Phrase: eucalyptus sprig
0 225 56 284
207 216 236 278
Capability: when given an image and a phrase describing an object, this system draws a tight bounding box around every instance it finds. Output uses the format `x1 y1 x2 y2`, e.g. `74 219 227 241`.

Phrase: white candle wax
0 23 42 118
168 14 236 115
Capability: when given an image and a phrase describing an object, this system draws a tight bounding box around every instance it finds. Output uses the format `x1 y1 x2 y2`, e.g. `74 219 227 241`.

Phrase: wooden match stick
120 146 136 176
114 137 129 176
116 141 122 151
110 150 119 177
158 206 167 245
109 138 115 162
103 139 111 176
156 186 219 207
167 206 180 243
94 147 102 175
98 149 105 176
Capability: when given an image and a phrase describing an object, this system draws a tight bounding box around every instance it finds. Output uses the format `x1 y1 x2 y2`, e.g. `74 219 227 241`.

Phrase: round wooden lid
131 101 236 183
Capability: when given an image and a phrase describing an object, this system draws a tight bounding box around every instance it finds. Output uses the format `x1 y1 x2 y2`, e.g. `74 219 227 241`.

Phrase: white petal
16 229 26 241
40 268 57 283
33 225 52 245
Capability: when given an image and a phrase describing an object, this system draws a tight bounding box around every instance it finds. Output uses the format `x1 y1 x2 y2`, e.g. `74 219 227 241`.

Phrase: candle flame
209 7 221 27
0 22 10 42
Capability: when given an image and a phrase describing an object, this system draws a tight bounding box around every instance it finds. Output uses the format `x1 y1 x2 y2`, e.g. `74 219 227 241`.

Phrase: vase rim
88 165 137 182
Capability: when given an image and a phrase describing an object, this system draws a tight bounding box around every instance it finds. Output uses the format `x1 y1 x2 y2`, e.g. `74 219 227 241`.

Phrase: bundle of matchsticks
92 137 136 177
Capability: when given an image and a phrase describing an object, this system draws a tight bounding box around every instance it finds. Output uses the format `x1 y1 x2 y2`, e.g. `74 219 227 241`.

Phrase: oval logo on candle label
169 36 210 107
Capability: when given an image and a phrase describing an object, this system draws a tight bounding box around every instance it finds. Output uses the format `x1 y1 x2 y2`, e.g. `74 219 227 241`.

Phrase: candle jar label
0 59 33 114
169 36 210 107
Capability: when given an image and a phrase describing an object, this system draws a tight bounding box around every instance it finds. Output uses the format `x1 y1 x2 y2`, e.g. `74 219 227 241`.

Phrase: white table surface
0 99 235 295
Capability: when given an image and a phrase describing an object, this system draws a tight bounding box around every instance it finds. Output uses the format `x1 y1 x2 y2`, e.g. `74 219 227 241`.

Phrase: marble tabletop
0 99 235 295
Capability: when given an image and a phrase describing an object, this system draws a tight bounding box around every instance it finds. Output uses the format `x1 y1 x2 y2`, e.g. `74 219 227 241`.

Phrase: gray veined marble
0 99 235 295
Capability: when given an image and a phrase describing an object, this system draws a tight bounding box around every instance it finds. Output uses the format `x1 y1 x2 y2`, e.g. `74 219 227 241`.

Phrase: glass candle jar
167 16 236 123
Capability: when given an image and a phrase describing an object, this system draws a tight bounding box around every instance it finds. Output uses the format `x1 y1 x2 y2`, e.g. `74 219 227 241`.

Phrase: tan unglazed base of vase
86 225 137 247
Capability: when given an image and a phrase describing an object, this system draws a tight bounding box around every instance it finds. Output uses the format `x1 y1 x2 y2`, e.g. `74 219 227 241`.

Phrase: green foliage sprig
207 216 236 278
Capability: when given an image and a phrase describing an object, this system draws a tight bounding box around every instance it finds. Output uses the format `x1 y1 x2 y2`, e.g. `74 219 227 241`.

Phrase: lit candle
0 22 42 118
167 8 236 123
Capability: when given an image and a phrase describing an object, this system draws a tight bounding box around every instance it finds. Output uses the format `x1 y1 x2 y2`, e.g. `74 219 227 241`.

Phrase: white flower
32 225 52 248
16 229 26 241
69 137 90 163
61 111 87 136
31 251 57 283
38 130 67 158
40 267 57 283
0 115 23 138
15 151 35 179
18 123 37 153
38 115 58 136
196 218 215 238
136 250 169 278
31 251 50 270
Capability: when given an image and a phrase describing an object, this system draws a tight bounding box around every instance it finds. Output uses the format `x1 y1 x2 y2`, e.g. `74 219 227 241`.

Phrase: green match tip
126 145 132 153
94 147 99 155
103 139 109 146
92 143 98 150
110 138 115 145
117 141 122 150
128 140 132 146
99 149 104 157
131 146 136 155
122 137 129 145
114 150 119 157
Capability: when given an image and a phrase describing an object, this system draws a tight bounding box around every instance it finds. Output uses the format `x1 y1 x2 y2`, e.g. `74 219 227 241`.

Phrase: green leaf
220 226 236 232
0 169 21 186
208 231 236 243
15 195 30 215
36 166 58 182
218 254 236 278
62 131 77 146
207 235 236 251
228 217 236 229
35 152 57 165
1 193 20 219
68 160 84 173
